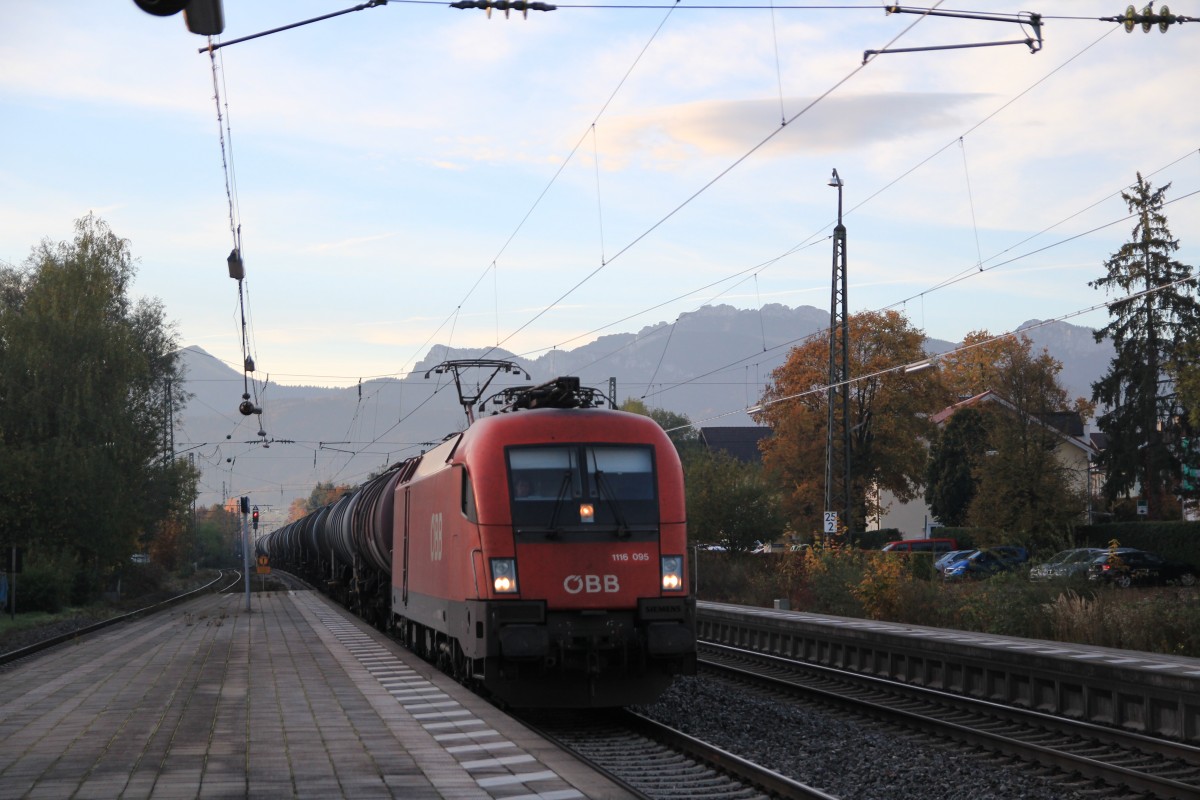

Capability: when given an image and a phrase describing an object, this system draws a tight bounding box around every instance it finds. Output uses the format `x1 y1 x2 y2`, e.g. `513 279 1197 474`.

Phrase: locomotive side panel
391 436 490 660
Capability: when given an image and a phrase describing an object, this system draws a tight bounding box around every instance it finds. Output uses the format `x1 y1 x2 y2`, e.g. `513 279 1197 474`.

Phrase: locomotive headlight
491 558 519 594
661 555 684 592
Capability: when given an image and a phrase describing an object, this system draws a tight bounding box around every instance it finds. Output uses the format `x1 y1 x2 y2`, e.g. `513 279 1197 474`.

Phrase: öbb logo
563 574 620 594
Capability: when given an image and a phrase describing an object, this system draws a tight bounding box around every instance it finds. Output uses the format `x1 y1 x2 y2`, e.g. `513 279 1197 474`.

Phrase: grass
0 568 225 652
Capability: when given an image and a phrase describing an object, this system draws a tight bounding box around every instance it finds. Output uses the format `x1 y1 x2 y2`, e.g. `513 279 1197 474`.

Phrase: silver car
1029 548 1103 581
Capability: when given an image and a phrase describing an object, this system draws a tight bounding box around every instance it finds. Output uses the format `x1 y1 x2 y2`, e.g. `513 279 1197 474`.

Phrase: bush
694 552 789 605
692 540 1200 657
15 556 73 614
1043 587 1200 654
929 526 978 550
115 562 169 600
852 529 899 550
789 547 865 617
854 556 945 624
940 572 1054 638
853 552 910 619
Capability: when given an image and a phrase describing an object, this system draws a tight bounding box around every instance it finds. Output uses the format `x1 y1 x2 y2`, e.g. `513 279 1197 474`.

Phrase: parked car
1029 548 1103 581
989 545 1029 564
1087 548 1199 588
881 537 958 554
933 549 976 573
942 548 1022 581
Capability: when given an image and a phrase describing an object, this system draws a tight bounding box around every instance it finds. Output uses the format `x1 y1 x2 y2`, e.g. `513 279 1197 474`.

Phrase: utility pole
825 169 852 540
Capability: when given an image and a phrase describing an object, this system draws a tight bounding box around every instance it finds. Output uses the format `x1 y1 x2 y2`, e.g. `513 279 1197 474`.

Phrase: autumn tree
0 215 194 599
757 310 946 536
1089 175 1200 518
300 481 353 515
286 496 310 523
926 331 1087 548
962 342 1087 552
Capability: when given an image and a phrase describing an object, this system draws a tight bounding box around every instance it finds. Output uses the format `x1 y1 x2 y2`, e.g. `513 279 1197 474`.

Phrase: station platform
0 588 636 799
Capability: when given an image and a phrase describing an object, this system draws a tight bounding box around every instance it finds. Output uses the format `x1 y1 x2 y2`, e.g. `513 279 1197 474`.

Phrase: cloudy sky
3 1 1198 398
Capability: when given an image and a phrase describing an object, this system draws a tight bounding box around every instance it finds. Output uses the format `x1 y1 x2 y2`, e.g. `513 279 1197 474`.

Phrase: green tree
1089 175 1200 518
619 398 699 455
194 504 239 567
757 310 947 535
0 215 191 597
683 450 783 552
925 407 988 527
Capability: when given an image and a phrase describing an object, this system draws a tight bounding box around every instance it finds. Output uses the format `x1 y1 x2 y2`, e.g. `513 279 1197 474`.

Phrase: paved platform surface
0 588 636 799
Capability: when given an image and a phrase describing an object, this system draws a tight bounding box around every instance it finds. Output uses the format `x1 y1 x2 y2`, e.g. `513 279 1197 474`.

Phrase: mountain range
177 303 1114 524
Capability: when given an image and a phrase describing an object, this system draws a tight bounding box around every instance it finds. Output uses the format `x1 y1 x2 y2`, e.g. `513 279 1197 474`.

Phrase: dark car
989 544 1029 564
1029 547 1104 581
942 548 1022 581
1087 548 1198 588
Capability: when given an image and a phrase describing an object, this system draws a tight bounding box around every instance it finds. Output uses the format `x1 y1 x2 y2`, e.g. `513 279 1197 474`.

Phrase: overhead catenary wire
638 180 1200 405
182 4 1195 503
716 272 1200 434
504 26 1193 404
471 15 1133 375
958 137 984 272
190 5 1148 388
205 31 273 451
236 0 692 477
481 3 945 357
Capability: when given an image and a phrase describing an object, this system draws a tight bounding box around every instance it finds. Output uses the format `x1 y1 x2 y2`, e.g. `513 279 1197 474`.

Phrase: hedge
1076 520 1200 566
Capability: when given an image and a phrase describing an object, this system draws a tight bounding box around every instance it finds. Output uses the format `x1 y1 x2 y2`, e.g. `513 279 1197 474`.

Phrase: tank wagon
258 374 696 707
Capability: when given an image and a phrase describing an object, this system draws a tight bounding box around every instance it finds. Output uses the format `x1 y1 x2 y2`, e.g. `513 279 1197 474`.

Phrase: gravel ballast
637 675 1099 800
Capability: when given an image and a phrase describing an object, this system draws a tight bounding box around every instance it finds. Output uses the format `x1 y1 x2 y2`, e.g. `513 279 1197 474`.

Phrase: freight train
258 371 696 707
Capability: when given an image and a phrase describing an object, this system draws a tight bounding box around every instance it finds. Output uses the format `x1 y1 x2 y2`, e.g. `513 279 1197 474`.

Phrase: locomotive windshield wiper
545 472 573 540
594 471 631 540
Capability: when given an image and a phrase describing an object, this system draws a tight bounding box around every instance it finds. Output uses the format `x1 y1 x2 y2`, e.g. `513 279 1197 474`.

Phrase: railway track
699 641 1200 800
517 708 835 800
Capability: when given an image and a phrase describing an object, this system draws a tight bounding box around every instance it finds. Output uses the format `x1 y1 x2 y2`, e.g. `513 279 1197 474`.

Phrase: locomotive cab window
459 466 478 522
508 444 658 539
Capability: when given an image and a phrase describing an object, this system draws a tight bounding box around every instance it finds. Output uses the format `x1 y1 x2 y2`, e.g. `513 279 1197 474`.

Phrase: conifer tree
925 407 987 527
1089 175 1199 518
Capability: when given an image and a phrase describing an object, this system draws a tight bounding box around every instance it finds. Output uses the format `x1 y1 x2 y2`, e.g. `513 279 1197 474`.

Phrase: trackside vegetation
0 216 201 610
693 546 1200 657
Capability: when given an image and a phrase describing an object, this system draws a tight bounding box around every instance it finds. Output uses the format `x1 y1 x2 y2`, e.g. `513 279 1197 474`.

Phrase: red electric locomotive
261 370 696 707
